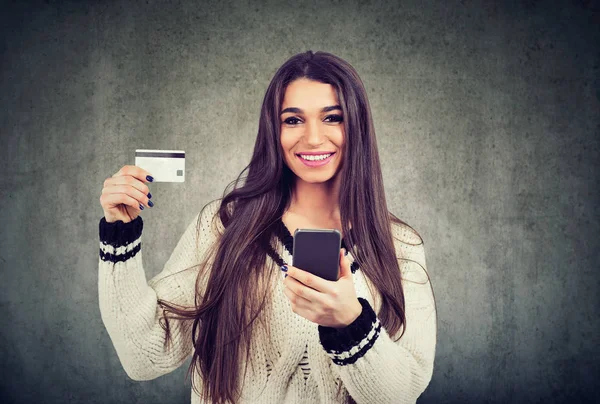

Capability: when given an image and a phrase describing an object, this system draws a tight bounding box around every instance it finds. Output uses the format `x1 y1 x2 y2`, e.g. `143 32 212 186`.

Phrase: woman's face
279 78 345 184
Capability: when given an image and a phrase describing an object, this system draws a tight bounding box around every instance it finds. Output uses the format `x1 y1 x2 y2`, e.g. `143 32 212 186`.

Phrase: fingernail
280 265 288 272
146 175 154 182
147 193 152 199
148 200 154 207
139 204 144 210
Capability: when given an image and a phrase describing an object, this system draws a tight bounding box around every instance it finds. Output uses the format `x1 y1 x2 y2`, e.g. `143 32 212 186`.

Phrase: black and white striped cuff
98 216 144 263
318 297 382 366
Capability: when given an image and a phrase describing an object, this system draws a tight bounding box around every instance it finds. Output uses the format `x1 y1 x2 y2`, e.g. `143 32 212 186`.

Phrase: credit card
135 149 185 183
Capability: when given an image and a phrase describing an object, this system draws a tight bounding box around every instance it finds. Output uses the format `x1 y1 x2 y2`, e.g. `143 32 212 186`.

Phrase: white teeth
299 153 332 161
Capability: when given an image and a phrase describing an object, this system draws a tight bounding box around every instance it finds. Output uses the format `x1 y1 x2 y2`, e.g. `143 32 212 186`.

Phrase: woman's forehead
282 79 339 111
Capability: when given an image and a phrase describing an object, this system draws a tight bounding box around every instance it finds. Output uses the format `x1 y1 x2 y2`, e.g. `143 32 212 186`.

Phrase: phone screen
292 229 341 281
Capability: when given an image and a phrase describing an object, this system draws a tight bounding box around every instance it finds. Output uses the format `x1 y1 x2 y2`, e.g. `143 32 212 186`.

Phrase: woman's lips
296 152 336 167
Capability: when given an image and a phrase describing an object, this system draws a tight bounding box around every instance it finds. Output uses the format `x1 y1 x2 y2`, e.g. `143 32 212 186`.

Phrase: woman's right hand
100 165 154 223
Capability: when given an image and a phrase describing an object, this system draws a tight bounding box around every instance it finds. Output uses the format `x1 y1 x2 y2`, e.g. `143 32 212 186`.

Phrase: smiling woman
98 50 437 404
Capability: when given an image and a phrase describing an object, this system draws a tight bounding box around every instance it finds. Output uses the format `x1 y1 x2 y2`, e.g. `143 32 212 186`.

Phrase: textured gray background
1 0 598 403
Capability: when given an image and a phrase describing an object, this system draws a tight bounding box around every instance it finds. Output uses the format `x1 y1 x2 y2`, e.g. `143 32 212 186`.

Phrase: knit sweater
98 199 437 403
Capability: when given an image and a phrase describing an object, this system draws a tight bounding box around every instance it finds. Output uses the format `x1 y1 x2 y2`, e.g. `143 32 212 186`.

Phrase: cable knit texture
98 199 437 403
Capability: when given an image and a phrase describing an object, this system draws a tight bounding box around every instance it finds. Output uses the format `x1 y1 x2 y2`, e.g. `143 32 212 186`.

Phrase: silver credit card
135 149 185 183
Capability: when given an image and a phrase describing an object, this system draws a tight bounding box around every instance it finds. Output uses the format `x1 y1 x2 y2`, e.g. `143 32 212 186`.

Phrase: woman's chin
295 171 338 184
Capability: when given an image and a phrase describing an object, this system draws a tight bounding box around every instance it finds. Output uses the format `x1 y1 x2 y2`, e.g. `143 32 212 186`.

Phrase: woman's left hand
282 249 362 328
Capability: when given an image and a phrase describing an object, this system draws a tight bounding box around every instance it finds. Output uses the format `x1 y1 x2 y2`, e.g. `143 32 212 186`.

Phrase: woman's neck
287 176 341 222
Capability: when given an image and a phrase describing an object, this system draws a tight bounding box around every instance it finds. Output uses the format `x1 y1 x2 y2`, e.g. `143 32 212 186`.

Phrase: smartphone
292 229 341 281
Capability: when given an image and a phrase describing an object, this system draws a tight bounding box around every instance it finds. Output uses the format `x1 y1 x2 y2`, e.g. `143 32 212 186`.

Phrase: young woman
98 50 437 404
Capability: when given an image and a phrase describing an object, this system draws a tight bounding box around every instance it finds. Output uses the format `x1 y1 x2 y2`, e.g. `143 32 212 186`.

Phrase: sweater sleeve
98 199 222 381
318 226 437 404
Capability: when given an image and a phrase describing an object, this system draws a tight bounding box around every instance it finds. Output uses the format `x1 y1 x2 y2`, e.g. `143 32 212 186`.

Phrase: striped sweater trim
328 318 381 365
98 216 144 263
318 297 381 366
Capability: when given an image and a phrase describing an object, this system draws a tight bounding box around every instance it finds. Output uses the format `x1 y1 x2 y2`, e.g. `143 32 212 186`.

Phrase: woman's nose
305 121 324 146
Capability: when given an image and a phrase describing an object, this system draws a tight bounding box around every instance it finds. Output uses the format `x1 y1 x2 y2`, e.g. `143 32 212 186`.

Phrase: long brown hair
156 50 437 404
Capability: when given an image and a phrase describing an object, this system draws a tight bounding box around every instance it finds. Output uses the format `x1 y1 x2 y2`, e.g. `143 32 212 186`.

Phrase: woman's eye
325 114 343 123
284 117 301 125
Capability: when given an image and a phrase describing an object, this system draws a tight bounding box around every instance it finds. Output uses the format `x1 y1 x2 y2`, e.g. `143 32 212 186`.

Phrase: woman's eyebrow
280 105 342 115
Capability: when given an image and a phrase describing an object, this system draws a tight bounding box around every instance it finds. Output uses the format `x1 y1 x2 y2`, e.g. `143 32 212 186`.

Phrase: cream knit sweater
98 199 437 403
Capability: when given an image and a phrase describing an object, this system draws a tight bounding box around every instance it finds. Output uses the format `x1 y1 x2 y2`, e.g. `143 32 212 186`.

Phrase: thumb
338 249 352 279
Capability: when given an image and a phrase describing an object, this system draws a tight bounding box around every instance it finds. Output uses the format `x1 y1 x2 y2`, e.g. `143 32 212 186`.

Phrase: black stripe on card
135 151 185 158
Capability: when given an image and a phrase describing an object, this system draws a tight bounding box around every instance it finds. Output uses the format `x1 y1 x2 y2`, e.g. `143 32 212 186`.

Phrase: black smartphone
292 229 342 281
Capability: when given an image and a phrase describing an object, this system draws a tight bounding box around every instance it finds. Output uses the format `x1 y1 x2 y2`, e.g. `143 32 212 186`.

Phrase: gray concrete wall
1 0 598 403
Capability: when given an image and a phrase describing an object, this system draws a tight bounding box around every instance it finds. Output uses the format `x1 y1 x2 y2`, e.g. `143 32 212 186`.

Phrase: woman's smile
296 152 336 167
